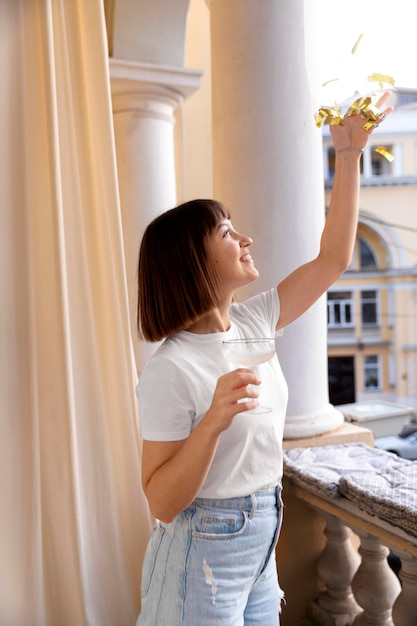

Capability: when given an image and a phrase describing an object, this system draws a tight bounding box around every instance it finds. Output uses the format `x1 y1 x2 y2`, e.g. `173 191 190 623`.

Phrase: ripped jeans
136 486 284 626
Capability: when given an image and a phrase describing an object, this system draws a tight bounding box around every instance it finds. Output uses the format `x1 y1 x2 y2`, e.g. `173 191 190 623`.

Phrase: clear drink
222 338 276 414
223 350 276 367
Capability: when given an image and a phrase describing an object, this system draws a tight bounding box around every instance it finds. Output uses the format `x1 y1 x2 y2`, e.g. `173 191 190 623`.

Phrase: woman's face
207 219 259 295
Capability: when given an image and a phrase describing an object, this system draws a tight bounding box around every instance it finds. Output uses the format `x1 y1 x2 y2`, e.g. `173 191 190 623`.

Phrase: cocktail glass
222 337 276 414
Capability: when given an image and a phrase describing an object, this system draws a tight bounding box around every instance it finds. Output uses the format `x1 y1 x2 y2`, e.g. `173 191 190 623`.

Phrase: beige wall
361 186 417 267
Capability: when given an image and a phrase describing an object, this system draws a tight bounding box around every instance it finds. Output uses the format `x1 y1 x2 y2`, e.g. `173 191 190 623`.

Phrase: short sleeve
137 356 194 441
230 288 280 338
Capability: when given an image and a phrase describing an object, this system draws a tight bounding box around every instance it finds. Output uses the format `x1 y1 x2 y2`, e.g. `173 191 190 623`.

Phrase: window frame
361 289 380 327
363 354 382 392
327 291 355 329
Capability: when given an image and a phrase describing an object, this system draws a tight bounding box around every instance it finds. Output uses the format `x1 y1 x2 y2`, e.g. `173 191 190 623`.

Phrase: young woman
135 94 392 626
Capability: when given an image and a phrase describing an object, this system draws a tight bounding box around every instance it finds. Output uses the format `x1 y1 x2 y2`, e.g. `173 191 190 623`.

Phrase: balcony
278 428 417 626
328 325 393 349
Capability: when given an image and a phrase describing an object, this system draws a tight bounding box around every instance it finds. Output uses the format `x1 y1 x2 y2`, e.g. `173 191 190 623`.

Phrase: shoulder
138 334 205 390
231 288 280 332
139 339 182 380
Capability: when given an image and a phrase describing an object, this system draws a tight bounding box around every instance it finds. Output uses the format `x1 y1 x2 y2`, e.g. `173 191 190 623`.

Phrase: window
361 290 378 325
328 291 354 327
363 355 382 391
359 238 377 269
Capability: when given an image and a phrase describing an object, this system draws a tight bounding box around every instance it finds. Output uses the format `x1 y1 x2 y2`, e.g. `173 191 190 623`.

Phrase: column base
283 403 344 439
310 600 360 626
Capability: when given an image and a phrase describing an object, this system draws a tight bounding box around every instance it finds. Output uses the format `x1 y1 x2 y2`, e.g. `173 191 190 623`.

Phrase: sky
314 1 417 106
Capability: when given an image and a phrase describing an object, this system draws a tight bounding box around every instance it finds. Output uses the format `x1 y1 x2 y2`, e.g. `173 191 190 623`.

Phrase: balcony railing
283 443 417 625
360 325 382 340
327 324 393 347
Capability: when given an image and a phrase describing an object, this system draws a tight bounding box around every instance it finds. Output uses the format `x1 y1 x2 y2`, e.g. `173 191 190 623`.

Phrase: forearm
143 414 221 523
319 150 362 272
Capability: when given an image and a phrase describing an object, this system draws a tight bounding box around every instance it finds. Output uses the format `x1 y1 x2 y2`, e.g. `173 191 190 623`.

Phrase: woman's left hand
330 91 394 153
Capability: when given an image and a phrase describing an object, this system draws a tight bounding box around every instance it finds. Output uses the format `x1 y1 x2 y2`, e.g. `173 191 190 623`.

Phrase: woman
135 94 392 625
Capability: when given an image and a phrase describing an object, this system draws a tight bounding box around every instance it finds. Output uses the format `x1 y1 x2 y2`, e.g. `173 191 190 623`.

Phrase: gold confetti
314 94 388 132
368 73 395 86
375 146 394 162
346 96 372 117
314 106 342 128
322 78 339 87
351 34 364 55
363 119 377 132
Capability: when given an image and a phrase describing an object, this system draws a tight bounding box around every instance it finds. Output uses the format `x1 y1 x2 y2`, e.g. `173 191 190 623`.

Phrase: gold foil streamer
314 106 342 128
351 34 364 55
368 73 395 89
346 96 372 117
322 78 339 87
316 95 387 131
357 96 387 131
375 146 394 162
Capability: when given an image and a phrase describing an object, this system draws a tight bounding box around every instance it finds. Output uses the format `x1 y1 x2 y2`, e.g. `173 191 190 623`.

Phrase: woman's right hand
206 368 261 433
142 369 260 522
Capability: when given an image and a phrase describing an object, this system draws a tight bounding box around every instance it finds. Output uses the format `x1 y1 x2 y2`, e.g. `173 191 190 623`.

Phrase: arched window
359 237 378 269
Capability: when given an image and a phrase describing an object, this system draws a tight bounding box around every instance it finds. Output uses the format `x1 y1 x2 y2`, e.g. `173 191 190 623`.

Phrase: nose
239 233 253 247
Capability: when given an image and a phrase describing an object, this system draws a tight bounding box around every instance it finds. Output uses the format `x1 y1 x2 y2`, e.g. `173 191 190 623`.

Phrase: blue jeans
137 486 284 626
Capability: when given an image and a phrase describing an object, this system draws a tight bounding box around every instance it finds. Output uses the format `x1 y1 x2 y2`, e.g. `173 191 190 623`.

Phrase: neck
185 301 232 334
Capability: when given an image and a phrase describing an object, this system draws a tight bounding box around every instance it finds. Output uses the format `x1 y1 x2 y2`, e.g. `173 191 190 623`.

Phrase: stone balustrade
295 485 417 625
282 442 417 626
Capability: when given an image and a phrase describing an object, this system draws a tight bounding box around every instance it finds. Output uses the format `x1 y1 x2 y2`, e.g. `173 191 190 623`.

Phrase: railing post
351 531 401 626
314 512 361 624
392 552 417 626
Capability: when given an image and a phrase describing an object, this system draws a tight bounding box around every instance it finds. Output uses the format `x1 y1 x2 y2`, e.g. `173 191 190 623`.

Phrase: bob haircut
137 199 230 342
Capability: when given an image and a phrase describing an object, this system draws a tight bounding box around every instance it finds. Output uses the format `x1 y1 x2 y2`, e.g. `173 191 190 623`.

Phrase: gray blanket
283 443 417 536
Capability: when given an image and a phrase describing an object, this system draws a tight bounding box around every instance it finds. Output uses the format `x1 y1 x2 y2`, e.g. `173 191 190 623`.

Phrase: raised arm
277 92 393 331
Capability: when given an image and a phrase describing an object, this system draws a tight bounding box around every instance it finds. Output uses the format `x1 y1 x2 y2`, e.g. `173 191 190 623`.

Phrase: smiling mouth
240 253 253 262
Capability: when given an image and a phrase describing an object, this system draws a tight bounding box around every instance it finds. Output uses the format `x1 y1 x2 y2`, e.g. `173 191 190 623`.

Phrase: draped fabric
0 1 152 624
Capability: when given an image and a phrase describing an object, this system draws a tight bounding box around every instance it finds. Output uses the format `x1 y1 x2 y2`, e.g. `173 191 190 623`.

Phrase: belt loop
249 493 256 519
276 484 282 506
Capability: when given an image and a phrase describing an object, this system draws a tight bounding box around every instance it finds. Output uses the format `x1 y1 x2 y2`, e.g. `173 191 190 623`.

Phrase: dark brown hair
137 199 230 342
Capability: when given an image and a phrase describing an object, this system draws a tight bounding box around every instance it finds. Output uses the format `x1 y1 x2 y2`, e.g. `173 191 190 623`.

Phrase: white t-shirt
137 288 288 499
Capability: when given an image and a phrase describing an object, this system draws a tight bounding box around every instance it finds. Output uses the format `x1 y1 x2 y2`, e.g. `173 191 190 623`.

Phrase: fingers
221 368 260 404
358 92 393 132
227 367 260 387
211 369 261 422
371 92 394 127
375 90 392 111
232 382 259 404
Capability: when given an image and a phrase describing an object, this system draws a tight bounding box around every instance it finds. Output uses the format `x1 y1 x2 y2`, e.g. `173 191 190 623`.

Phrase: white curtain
0 1 152 624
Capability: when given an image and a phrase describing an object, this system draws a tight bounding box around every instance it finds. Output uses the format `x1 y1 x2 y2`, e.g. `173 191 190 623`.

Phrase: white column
110 61 201 371
392 143 403 176
414 142 417 175
363 147 373 178
323 146 330 180
206 0 343 437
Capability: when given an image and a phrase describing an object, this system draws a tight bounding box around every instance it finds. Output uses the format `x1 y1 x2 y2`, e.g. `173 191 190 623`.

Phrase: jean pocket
191 507 248 540
140 522 165 597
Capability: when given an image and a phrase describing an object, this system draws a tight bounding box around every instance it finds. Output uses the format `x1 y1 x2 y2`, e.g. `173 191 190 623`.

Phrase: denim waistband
193 485 281 515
